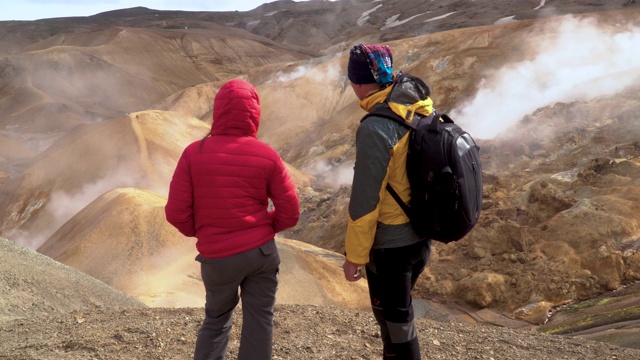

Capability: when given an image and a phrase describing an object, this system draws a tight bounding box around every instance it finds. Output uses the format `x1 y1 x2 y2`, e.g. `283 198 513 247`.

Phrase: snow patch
264 11 281 16
381 13 427 30
534 0 546 10
495 16 517 25
424 11 458 23
357 4 383 26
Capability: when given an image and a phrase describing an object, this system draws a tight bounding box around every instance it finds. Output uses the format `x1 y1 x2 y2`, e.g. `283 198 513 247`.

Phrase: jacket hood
359 73 433 121
211 79 260 137
385 73 433 121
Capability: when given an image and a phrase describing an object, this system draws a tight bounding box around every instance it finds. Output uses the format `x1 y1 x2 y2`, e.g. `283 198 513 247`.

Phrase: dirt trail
129 113 162 189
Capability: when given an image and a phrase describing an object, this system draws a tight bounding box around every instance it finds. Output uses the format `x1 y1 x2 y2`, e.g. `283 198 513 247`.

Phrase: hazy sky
0 0 314 21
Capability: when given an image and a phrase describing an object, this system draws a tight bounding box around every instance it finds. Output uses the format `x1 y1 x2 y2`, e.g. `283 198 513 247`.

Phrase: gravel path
1 305 639 360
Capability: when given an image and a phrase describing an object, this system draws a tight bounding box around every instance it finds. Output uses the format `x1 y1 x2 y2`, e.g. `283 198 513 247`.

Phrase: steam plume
304 159 353 187
454 16 640 139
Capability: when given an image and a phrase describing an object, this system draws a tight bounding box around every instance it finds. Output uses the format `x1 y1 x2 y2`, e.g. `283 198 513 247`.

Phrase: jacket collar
358 86 393 112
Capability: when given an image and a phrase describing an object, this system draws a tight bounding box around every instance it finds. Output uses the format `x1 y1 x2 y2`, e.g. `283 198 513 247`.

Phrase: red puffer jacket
165 79 300 258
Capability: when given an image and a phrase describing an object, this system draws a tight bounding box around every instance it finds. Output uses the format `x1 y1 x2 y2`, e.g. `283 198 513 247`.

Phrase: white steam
12 167 144 250
48 167 144 228
304 159 354 187
454 16 640 139
273 63 340 83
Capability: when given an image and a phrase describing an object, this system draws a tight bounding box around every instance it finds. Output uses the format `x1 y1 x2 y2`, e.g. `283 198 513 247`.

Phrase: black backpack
364 89 483 243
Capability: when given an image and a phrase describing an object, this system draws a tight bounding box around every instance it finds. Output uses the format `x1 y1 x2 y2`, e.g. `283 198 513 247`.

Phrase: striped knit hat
347 44 394 85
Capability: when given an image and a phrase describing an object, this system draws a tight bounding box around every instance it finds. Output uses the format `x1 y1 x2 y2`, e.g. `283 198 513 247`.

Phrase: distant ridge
90 7 157 18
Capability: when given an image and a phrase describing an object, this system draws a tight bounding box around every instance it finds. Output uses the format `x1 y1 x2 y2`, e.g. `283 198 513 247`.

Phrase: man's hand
343 259 364 282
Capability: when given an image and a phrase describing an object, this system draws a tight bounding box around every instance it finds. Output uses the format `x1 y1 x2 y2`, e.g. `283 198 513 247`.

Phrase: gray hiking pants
193 239 280 360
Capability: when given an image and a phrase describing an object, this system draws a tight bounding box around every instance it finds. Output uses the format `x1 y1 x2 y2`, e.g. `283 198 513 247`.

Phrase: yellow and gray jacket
345 75 433 265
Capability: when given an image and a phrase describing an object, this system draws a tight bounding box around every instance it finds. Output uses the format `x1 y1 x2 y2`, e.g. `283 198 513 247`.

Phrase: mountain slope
37 187 369 309
0 24 313 172
0 110 209 249
0 237 144 322
37 188 189 292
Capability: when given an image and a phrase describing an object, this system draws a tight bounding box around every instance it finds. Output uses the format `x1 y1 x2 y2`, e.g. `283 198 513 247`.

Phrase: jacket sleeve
165 148 196 237
344 120 393 265
268 158 300 233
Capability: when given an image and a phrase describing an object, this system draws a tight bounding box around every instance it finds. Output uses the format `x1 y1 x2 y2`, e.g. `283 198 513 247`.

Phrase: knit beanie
347 44 394 85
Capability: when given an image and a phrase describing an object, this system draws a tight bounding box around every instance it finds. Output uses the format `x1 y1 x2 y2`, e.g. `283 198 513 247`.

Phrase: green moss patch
560 297 618 313
540 304 640 335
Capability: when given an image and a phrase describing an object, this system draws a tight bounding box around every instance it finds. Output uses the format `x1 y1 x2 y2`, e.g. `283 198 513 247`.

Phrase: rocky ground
2 304 639 360
3 229 640 360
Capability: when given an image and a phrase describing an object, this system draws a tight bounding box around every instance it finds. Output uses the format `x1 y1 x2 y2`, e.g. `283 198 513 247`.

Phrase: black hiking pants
366 239 430 360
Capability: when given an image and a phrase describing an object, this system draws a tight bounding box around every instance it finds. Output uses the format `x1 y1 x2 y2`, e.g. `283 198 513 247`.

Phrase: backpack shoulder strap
426 112 453 133
385 183 411 218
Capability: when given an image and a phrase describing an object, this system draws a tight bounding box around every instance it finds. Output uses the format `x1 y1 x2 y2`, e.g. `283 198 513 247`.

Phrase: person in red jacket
165 78 300 360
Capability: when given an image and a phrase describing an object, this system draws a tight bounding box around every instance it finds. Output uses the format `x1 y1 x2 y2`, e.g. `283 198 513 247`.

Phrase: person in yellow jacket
342 43 431 360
